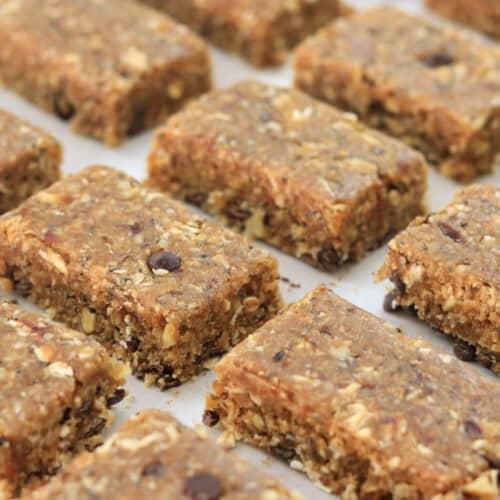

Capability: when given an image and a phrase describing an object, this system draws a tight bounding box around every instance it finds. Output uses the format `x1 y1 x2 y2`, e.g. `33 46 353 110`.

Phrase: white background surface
0 1 498 498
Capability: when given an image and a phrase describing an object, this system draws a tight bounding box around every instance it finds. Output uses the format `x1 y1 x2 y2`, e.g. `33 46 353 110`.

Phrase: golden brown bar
0 166 282 389
295 7 500 182
206 287 500 498
0 109 61 214
0 301 127 498
377 184 499 374
24 410 300 500
0 0 211 145
138 0 351 67
148 81 427 271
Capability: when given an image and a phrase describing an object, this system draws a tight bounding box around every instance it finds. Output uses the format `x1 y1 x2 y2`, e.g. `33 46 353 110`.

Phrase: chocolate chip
383 290 400 312
53 91 75 120
184 473 224 500
390 272 406 295
437 221 463 242
225 203 251 221
142 462 165 477
419 51 454 68
202 410 220 427
106 388 126 407
477 352 493 370
130 222 141 234
273 351 285 362
464 420 482 439
127 337 140 352
14 280 32 297
453 340 476 362
185 192 207 206
484 454 500 470
60 408 71 424
317 247 339 270
271 445 296 461
148 251 181 272
82 418 107 439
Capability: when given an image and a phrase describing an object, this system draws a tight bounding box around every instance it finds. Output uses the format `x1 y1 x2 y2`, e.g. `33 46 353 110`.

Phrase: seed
148 251 181 272
273 351 285 362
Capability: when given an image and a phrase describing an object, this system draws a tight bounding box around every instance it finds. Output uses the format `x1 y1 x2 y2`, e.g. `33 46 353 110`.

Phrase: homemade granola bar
138 0 351 67
0 301 127 498
0 166 282 389
148 81 427 271
0 109 61 214
294 7 500 182
427 0 500 40
376 184 499 375
0 0 211 146
206 286 500 498
25 409 299 500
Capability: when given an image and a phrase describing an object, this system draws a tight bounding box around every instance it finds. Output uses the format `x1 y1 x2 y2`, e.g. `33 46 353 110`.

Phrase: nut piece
81 308 96 333
47 361 74 378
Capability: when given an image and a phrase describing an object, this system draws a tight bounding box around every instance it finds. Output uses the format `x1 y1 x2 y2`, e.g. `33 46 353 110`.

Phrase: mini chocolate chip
273 351 285 362
477 352 493 369
106 388 126 407
464 420 482 439
390 272 406 295
437 221 463 242
53 91 75 120
14 280 32 297
453 340 476 362
184 472 224 500
142 462 165 476
484 454 500 470
60 407 71 424
148 251 181 272
185 192 207 206
271 445 296 461
82 418 107 439
419 51 454 68
202 410 219 427
130 222 141 234
127 337 140 352
225 203 252 221
317 247 339 270
383 290 400 312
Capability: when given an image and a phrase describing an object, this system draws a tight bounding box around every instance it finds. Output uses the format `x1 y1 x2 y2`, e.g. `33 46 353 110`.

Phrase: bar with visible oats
427 0 500 40
294 7 500 182
147 81 427 271
0 166 282 389
138 0 351 67
0 109 61 214
0 301 127 498
206 286 500 498
376 184 499 374
24 410 300 500
0 0 211 146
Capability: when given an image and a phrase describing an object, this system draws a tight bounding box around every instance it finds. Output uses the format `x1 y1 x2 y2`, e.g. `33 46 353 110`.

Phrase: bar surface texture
294 7 500 182
206 286 500 499
377 184 499 374
0 0 211 145
0 301 127 498
148 80 427 271
0 166 282 389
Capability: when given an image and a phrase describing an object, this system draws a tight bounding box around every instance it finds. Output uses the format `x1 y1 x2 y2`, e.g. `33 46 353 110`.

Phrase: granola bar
0 301 128 498
147 81 427 271
0 166 282 389
0 0 211 146
206 286 500 498
0 109 61 214
24 409 299 500
294 7 500 182
376 184 499 375
427 0 500 40
138 0 351 67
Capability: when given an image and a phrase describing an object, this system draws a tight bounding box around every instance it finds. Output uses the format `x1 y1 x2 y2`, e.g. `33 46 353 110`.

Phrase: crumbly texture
0 166 282 389
0 301 128 498
376 184 499 375
24 409 300 500
147 80 427 271
427 0 500 40
206 287 500 499
294 7 500 183
0 0 211 146
138 0 351 67
0 109 61 214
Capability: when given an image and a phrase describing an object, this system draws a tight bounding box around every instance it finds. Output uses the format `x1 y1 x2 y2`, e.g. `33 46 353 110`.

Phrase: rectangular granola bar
0 166 282 389
376 184 499 374
294 7 500 182
0 301 127 497
148 80 427 271
138 0 350 67
427 0 500 40
206 286 500 499
24 409 300 500
0 0 211 145
0 109 61 214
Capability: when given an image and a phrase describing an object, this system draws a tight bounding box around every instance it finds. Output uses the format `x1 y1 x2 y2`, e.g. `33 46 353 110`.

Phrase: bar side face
0 166 282 389
139 0 349 67
206 287 500 498
426 0 500 39
0 110 62 214
294 7 500 182
148 81 427 271
25 410 297 500
0 0 211 145
377 185 500 374
0 301 127 495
